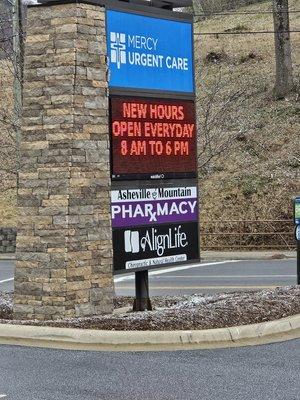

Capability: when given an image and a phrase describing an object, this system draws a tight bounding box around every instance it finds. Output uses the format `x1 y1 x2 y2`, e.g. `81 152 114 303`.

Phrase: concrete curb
0 314 299 352
201 251 296 261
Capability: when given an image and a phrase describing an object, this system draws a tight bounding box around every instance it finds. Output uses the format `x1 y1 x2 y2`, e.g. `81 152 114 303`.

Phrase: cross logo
110 32 126 69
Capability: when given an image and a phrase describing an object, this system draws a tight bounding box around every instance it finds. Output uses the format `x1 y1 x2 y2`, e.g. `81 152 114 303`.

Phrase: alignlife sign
113 222 199 272
106 10 194 93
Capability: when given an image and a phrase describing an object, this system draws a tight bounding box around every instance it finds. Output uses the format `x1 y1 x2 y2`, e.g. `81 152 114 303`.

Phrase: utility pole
10 0 23 168
272 0 293 99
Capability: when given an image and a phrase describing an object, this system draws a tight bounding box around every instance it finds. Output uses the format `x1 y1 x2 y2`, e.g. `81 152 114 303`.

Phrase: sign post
297 230 300 285
106 5 198 310
294 197 300 285
133 270 152 311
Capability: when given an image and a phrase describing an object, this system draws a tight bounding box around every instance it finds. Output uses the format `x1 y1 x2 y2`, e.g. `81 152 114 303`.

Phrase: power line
194 30 300 36
1 7 300 17
1 6 300 39
194 9 300 16
2 28 299 38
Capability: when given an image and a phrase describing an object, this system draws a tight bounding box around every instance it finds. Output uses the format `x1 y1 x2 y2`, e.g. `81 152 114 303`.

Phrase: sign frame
106 4 200 276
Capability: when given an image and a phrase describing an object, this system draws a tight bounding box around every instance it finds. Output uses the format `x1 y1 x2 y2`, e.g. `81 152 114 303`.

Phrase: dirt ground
1 286 299 331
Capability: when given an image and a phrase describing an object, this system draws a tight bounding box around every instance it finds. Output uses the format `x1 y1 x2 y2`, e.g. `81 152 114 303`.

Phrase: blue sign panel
106 10 194 93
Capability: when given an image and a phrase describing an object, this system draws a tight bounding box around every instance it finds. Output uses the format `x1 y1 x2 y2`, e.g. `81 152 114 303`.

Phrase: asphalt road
0 339 299 400
115 259 297 296
0 260 14 292
0 259 297 295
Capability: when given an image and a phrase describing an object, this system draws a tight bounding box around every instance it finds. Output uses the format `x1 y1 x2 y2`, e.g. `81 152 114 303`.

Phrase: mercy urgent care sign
106 10 194 93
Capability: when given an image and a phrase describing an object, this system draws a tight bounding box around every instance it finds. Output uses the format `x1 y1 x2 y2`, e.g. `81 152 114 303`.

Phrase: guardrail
200 219 295 250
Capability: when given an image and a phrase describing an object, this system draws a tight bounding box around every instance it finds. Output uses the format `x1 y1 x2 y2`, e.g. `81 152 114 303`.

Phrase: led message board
113 222 199 273
106 10 194 93
110 96 197 180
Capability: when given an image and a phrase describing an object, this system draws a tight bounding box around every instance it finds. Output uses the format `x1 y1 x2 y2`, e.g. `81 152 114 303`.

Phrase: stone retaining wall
0 228 16 253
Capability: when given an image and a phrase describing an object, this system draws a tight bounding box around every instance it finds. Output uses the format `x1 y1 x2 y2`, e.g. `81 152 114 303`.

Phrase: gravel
0 292 12 319
0 286 299 331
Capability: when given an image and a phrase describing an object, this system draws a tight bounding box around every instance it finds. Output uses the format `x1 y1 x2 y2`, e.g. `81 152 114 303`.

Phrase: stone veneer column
13 2 114 320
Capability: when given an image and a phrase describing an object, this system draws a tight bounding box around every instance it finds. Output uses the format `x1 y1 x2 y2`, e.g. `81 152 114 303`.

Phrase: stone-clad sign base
14 3 114 320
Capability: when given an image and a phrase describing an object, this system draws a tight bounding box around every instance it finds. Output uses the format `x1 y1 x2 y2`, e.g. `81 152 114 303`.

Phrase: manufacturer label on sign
106 10 194 93
110 96 197 179
113 222 199 272
111 186 198 227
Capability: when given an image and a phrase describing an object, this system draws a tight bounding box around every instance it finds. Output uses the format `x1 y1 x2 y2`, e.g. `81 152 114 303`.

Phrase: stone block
66 266 91 277
75 302 94 317
43 282 66 293
34 305 66 316
66 280 91 291
14 281 43 296
13 304 34 314
51 269 67 278
27 34 50 43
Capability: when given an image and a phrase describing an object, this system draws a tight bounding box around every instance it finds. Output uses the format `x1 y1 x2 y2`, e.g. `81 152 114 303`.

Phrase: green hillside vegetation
196 0 300 242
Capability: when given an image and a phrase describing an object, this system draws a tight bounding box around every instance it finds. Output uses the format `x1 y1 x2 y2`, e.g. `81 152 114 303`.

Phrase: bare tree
0 60 18 189
196 68 256 175
0 0 24 190
272 0 294 99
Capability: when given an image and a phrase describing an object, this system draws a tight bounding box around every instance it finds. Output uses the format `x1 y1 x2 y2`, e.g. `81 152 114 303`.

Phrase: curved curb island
0 314 299 352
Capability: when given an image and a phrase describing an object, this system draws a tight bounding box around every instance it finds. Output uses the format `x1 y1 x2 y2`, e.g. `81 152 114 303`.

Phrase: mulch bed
0 286 299 331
